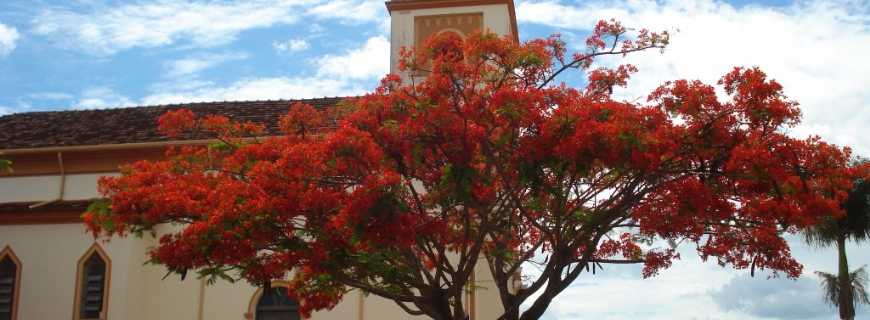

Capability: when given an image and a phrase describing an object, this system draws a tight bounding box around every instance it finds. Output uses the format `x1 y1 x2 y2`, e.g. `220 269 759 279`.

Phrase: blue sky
1 0 869 319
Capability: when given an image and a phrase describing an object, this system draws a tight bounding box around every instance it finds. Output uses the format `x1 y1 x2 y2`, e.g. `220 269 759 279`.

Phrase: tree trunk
495 294 520 320
518 292 555 320
422 288 468 320
837 235 855 320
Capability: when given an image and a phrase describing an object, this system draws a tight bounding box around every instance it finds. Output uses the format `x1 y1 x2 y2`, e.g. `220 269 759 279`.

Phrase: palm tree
805 178 870 320
815 267 870 316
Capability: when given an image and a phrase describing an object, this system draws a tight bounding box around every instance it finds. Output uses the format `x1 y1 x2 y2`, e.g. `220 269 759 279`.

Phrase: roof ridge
0 96 352 118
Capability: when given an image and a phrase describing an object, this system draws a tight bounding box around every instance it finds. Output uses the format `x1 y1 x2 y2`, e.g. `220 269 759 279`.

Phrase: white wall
0 173 113 203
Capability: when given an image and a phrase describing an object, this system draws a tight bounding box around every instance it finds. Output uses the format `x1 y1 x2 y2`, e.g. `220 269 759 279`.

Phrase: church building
0 1 519 319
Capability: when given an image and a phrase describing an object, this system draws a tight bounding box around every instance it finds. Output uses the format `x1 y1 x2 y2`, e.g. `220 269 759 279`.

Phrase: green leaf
0 159 12 173
208 141 231 152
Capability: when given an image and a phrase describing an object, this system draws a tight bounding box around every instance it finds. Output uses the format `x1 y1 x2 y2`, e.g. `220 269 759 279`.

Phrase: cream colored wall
202 280 360 320
0 223 137 320
473 257 504 320
0 222 506 320
0 173 111 203
389 4 513 75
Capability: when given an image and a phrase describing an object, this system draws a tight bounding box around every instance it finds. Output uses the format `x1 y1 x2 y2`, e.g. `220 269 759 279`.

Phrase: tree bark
837 235 855 320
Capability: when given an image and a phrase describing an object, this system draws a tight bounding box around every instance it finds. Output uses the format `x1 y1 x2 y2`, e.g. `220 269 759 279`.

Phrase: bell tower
385 0 518 75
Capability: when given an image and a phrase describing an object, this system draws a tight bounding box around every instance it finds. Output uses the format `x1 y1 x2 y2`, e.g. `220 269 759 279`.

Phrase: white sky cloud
532 237 870 320
76 86 135 109
0 22 19 57
273 38 311 53
27 92 74 101
141 35 388 104
142 77 367 105
710 273 833 319
306 0 386 24
517 0 870 157
317 35 389 80
140 76 363 106
29 0 389 55
164 52 249 78
32 0 311 54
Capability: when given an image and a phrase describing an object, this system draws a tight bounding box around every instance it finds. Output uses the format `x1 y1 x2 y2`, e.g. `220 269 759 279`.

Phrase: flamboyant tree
85 20 867 320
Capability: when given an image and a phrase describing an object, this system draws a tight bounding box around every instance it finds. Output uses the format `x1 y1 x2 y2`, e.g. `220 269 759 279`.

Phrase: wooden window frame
72 243 111 320
0 246 21 320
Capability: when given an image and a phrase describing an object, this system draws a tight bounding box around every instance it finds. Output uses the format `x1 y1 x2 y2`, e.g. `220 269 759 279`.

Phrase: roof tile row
0 98 345 150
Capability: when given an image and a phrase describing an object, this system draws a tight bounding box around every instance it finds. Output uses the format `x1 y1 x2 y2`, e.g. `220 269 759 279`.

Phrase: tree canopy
85 20 868 320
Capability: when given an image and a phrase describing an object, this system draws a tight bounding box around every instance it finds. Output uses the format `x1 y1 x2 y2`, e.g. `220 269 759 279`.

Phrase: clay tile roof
0 97 346 150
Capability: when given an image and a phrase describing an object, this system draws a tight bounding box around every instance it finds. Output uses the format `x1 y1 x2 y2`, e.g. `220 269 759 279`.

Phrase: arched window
247 282 301 320
0 247 21 320
73 244 110 320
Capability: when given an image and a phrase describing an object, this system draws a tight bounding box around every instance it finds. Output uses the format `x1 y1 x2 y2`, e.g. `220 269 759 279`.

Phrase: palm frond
815 271 840 306
850 266 870 306
804 221 840 249
814 266 870 307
